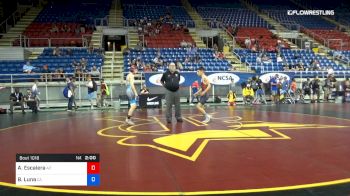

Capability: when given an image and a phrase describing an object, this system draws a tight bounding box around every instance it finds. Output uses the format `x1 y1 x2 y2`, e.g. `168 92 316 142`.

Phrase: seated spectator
122 47 130 55
180 40 188 48
66 48 73 56
327 66 334 77
22 61 36 73
90 66 100 80
140 85 150 94
261 55 272 64
61 24 71 32
135 41 144 51
9 87 25 114
24 88 39 113
244 38 251 49
297 62 305 71
40 64 52 82
153 55 163 66
276 55 283 63
80 58 87 68
243 84 254 105
50 24 59 33
144 64 152 72
194 54 201 63
213 43 218 52
53 47 61 56
175 59 183 70
227 90 236 106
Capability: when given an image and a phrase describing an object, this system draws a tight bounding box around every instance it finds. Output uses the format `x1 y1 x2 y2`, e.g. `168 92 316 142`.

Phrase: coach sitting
160 62 183 124
9 87 25 114
243 84 254 105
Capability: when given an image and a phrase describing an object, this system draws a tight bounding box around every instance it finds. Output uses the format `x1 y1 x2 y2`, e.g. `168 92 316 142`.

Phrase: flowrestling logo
207 73 240 85
287 10 334 16
148 73 185 86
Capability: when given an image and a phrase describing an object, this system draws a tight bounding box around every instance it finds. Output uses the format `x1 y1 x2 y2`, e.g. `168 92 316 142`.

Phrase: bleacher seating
189 0 245 8
302 29 350 50
195 7 272 28
0 48 103 82
235 27 289 51
124 48 231 72
123 5 194 27
145 24 194 48
234 49 344 73
13 0 111 47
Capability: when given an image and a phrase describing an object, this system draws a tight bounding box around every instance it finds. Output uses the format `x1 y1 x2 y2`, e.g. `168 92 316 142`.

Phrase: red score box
87 162 100 174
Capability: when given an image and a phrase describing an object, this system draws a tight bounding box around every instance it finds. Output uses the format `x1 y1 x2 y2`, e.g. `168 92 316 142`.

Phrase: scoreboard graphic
16 154 100 186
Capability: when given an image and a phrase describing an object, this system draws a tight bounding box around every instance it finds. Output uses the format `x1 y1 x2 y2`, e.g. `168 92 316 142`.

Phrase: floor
0 103 349 196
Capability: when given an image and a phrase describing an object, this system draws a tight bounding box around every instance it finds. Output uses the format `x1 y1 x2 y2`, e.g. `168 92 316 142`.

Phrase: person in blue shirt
270 74 279 104
22 61 36 73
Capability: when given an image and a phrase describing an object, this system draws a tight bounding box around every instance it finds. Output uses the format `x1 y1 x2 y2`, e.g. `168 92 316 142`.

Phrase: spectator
40 64 52 82
327 66 334 77
140 84 150 94
135 41 144 51
86 75 97 109
175 59 183 70
122 47 131 55
227 90 236 106
323 75 333 102
229 79 236 93
290 78 297 94
302 78 312 98
66 48 73 56
9 87 25 114
144 64 152 72
80 58 87 68
276 55 283 63
311 76 321 103
90 66 100 80
61 24 71 32
213 43 218 52
22 61 36 73
50 24 59 33
243 84 254 105
100 78 109 107
244 38 251 49
180 40 188 48
53 47 61 56
153 55 163 67
270 74 279 104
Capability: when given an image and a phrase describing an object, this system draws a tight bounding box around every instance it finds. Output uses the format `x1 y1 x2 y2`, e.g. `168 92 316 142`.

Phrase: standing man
66 77 77 111
194 67 211 123
269 74 278 104
161 62 182 124
86 75 97 109
31 80 40 110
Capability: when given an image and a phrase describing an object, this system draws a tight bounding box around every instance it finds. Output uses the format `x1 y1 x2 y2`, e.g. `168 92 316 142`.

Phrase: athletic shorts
271 89 278 96
304 89 311 96
87 92 96 100
312 89 320 95
199 94 209 105
126 88 137 106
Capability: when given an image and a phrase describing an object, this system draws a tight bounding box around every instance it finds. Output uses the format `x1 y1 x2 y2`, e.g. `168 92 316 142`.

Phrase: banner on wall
144 72 295 87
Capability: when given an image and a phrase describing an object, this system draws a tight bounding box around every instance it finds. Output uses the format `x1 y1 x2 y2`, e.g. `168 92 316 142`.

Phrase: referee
161 63 183 124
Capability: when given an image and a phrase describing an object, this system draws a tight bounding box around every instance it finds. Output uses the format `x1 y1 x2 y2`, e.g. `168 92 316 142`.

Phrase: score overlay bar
16 154 100 186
